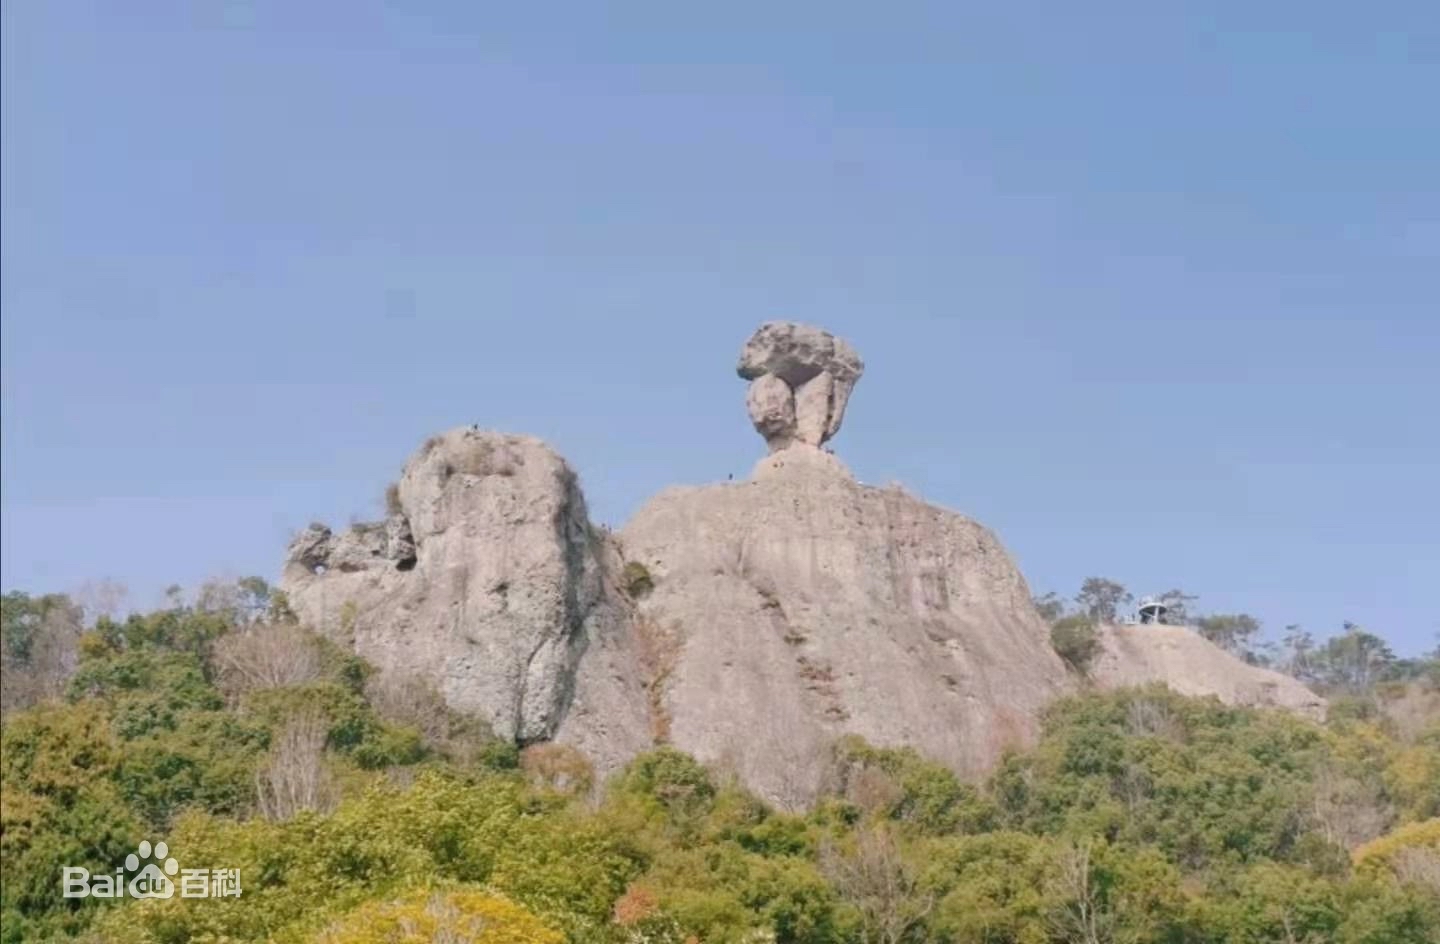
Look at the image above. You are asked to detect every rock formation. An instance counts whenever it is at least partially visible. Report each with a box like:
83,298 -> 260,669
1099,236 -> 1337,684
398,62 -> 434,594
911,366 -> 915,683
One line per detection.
594,458 -> 1072,806
282,430 -> 644,745
738,322 -> 863,453
282,320 -> 1325,807
1089,623 -> 1326,720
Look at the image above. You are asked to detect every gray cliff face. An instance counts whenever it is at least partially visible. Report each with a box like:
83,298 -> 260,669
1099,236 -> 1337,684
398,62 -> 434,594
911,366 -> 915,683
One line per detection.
281,429 -> 630,744
282,321 -> 1325,806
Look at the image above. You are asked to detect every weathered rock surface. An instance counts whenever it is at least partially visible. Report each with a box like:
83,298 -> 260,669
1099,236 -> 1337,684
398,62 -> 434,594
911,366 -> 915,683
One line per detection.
281,429 -> 640,744
1089,623 -> 1327,720
604,455 -> 1073,807
738,322 -> 863,453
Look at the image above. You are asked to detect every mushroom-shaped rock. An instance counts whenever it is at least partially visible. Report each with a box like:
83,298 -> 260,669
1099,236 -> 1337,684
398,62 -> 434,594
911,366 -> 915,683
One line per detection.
737,322 -> 863,453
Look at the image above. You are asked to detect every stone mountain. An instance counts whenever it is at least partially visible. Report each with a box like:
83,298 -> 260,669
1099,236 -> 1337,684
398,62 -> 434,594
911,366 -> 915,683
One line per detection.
282,322 -> 1322,806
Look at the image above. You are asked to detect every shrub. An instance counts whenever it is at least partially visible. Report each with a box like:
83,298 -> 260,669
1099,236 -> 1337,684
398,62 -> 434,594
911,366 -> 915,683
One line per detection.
521,743 -> 595,795
364,670 -> 498,764
623,562 -> 655,599
1050,615 -> 1101,673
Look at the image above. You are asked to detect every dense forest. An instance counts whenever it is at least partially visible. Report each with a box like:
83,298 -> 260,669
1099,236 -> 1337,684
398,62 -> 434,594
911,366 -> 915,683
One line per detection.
2,580 -> 1437,944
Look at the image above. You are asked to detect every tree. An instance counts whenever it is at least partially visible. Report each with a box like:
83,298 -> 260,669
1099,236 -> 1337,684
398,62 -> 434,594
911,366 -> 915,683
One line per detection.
254,710 -> 337,821
1074,579 -> 1132,624
821,823 -> 932,944
0,592 -> 84,713
213,622 -> 322,695
1033,592 -> 1067,623
1195,613 -> 1262,656
1155,589 -> 1199,625
1315,623 -> 1397,694
1047,841 -> 1108,944
235,576 -> 273,624
1277,625 -> 1318,682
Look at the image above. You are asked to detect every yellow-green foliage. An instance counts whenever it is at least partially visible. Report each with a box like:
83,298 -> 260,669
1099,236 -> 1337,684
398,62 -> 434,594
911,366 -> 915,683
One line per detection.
87,771 -> 637,943
312,888 -> 563,944
6,589 -> 1440,944
1353,818 -> 1440,879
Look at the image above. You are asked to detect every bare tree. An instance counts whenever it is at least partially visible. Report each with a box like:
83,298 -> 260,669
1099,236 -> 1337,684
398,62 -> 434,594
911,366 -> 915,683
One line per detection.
365,670 -> 451,743
1048,841 -> 1111,944
365,669 -> 494,763
72,579 -> 129,625
213,622 -> 322,696
1391,846 -> 1440,895
820,823 -> 932,944
255,710 -> 337,821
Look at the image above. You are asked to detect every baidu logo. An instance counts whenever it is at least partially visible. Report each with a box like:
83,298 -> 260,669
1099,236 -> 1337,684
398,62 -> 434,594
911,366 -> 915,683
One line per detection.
62,840 -> 240,900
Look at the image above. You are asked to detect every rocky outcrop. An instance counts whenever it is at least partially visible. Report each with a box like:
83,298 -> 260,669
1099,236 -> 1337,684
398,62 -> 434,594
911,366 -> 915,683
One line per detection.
738,322 -> 863,453
279,320 -> 1326,806
599,450 -> 1073,807
1089,623 -> 1326,720
281,429 -> 639,744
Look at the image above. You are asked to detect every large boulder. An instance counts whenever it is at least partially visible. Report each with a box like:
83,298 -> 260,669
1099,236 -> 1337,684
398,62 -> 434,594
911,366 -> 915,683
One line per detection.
738,322 -> 863,453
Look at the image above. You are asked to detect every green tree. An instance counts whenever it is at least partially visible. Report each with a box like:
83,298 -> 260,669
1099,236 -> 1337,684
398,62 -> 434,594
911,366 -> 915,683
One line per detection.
1074,578 -> 1132,624
1195,613 -> 1262,656
1315,624 -> 1398,694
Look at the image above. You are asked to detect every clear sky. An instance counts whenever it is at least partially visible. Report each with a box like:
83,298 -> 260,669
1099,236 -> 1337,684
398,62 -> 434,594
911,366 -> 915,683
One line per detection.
3,3 -> 1436,654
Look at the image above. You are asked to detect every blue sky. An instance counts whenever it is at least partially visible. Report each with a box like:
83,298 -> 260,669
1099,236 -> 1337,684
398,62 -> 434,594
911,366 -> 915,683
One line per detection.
3,2 -> 1436,654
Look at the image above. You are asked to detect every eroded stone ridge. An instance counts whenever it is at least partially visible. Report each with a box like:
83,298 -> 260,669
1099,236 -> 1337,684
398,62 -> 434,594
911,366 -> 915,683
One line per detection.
738,322 -> 863,453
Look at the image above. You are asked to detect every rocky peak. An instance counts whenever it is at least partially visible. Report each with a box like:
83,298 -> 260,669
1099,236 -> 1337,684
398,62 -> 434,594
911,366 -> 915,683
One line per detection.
281,429 -> 622,744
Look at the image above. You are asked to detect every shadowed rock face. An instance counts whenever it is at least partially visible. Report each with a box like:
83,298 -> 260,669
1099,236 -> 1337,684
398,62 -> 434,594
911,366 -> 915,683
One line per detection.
738,322 -> 863,453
